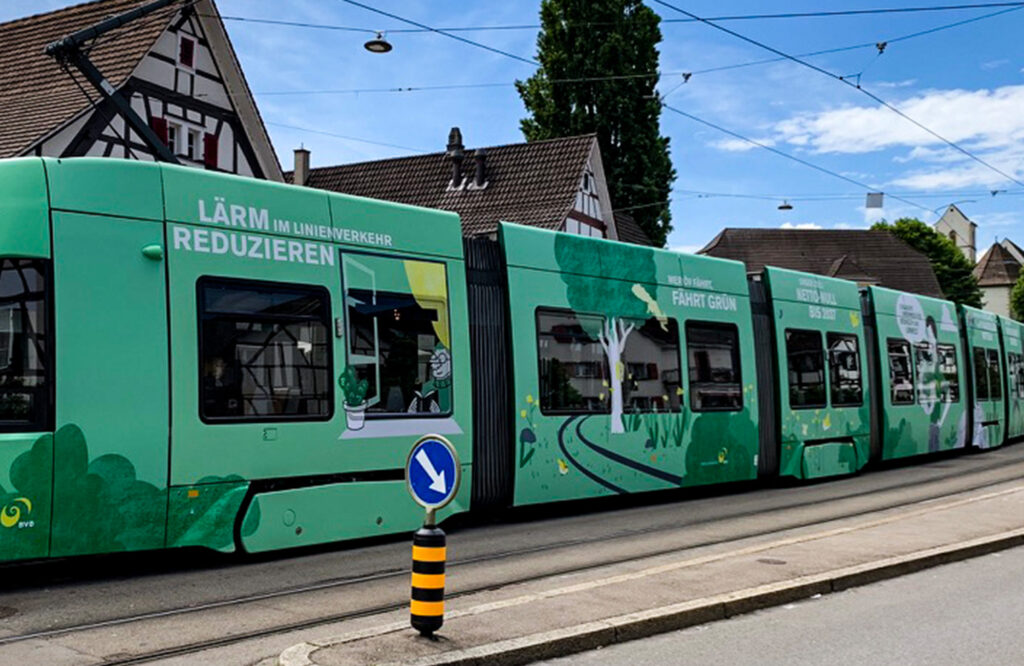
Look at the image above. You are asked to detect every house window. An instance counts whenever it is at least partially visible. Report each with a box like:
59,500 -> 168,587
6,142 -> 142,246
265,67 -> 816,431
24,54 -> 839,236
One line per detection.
167,123 -> 180,154
187,129 -> 200,160
179,36 -> 195,68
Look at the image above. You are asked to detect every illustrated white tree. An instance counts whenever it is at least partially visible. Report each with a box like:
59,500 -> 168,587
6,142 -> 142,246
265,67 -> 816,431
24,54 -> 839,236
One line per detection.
555,234 -> 665,433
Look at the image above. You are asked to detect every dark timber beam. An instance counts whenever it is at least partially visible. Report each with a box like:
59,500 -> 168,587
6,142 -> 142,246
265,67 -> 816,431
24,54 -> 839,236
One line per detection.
44,0 -> 181,164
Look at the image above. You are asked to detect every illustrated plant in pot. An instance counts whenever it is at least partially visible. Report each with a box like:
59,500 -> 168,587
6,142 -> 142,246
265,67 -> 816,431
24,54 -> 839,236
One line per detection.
339,366 -> 369,431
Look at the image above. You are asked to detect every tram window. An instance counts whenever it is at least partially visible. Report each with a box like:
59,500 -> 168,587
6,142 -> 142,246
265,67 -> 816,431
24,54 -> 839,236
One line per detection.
987,348 -> 1002,400
622,317 -> 682,412
198,278 -> 332,422
786,329 -> 825,409
887,339 -> 915,405
536,309 -> 610,414
343,254 -> 452,416
827,333 -> 862,406
936,344 -> 960,403
0,259 -> 49,431
973,347 -> 991,401
1007,352 -> 1024,399
685,321 -> 742,412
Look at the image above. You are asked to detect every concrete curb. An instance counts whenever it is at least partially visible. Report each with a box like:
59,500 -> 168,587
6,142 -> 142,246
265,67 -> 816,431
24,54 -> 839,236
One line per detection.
279,528 -> 1024,666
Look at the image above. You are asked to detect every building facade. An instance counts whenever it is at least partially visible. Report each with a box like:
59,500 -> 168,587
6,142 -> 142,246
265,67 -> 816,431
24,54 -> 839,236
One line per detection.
934,204 -> 977,263
0,0 -> 281,180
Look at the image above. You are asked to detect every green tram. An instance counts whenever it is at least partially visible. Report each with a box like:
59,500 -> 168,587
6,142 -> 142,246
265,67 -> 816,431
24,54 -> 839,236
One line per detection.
0,157 -> 1019,562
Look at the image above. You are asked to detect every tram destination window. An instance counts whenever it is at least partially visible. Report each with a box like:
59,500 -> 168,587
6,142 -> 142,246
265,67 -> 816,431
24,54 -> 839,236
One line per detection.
199,278 -> 332,421
786,329 -> 825,409
937,343 -> 961,403
888,339 -> 915,405
827,332 -> 862,406
0,259 -> 49,431
685,321 -> 742,411
536,309 -> 610,414
621,317 -> 682,412
344,254 -> 453,416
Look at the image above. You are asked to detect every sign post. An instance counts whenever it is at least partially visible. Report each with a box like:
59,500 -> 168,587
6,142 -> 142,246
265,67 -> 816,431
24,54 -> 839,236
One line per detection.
405,434 -> 461,637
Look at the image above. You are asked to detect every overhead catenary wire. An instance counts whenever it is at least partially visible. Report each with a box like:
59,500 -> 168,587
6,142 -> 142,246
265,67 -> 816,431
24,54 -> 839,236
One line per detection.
264,122 -> 429,154
213,3 -> 1024,34
251,5 -> 1016,97
653,0 -> 1024,189
337,0 -> 538,66
661,103 -> 936,215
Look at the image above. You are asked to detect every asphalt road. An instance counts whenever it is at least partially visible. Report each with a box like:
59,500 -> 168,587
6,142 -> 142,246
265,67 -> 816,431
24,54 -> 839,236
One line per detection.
1,444 -> 1023,663
540,545 -> 1024,666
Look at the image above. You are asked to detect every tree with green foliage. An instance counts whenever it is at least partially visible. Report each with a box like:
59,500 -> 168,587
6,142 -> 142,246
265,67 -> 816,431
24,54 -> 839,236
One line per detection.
555,233 -> 663,432
1010,273 -> 1024,321
516,0 -> 676,247
871,218 -> 982,307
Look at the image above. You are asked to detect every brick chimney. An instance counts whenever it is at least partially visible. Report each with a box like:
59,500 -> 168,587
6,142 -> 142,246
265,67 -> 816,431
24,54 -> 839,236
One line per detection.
293,146 -> 310,186
446,127 -> 465,189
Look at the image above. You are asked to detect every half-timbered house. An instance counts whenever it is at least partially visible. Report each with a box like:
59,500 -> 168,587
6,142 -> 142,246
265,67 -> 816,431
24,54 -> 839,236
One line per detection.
0,0 -> 281,180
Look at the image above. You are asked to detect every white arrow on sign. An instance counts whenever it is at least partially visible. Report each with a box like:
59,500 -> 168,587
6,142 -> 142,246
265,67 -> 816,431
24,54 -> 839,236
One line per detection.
415,449 -> 447,494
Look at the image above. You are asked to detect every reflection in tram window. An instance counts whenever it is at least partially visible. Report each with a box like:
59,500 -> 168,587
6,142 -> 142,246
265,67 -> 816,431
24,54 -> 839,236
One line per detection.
786,329 -> 825,409
0,259 -> 48,430
888,339 -> 915,405
827,332 -> 862,406
199,278 -> 332,421
686,321 -> 742,412
536,309 -> 609,414
936,344 -> 960,403
622,317 -> 681,412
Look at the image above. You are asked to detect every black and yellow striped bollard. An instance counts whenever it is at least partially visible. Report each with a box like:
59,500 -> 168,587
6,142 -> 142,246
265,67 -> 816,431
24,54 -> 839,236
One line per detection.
411,523 -> 446,636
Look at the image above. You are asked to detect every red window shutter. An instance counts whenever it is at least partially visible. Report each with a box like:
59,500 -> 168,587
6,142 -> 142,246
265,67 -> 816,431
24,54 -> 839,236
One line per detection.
149,117 -> 168,146
203,133 -> 218,169
179,37 -> 195,68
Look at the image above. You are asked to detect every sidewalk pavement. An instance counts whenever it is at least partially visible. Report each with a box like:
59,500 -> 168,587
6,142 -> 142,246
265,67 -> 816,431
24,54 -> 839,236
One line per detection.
278,481 -> 1024,666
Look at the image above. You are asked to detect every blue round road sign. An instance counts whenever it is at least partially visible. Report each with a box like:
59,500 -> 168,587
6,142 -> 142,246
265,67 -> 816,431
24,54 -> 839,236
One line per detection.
406,434 -> 461,510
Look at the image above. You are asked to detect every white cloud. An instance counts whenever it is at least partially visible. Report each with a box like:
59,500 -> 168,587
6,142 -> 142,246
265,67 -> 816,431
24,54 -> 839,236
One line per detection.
780,222 -> 822,230
981,59 -> 1009,70
875,79 -> 918,89
710,137 -> 775,152
670,244 -> 704,254
773,85 -> 1024,155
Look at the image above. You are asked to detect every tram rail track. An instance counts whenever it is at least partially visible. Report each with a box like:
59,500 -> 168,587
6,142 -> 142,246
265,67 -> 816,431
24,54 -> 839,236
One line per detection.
2,448 -> 1023,664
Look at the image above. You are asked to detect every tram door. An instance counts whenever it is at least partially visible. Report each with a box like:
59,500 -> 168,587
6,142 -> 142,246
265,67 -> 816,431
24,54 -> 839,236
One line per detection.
49,213 -> 169,557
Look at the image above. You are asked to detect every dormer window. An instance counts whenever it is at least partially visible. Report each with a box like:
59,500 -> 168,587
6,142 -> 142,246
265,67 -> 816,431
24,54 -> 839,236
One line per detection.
178,35 -> 195,69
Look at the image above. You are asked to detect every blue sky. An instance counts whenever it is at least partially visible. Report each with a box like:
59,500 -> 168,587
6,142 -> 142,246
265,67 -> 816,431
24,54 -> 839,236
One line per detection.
6,1 -> 1024,254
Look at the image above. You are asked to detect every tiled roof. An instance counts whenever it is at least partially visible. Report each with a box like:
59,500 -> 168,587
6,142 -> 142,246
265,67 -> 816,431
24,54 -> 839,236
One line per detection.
0,0 -> 178,158
700,228 -> 944,298
613,212 -> 655,246
287,134 -> 597,237
974,242 -> 1020,287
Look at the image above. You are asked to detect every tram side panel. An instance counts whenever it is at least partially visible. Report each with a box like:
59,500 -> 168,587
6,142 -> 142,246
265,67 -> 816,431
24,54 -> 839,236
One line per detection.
498,222 -> 758,506
160,165 -> 472,553
998,315 -> 1024,441
961,306 -> 1005,449
865,286 -> 968,460
46,159 -> 171,557
761,267 -> 870,479
0,159 -> 56,561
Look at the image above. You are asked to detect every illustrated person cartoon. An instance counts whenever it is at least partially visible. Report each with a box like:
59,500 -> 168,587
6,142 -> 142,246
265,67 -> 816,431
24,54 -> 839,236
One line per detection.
408,344 -> 452,414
